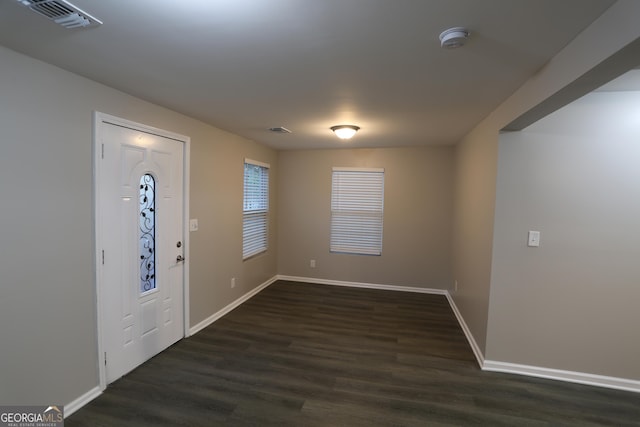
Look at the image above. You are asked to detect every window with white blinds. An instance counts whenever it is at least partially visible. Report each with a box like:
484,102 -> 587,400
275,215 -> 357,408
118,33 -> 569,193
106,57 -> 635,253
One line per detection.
330,167 -> 384,255
243,159 -> 269,260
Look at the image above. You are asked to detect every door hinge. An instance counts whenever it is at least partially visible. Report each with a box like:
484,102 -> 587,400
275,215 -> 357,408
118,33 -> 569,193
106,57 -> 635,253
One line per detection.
104,352 -> 107,366
101,143 -> 104,159
102,250 -> 105,265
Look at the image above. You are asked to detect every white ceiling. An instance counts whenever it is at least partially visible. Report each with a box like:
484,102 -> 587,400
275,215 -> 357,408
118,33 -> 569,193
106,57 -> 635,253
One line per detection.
0,0 -> 617,150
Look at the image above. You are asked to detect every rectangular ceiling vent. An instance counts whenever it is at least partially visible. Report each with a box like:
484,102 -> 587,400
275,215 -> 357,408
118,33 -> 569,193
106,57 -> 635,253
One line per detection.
268,126 -> 292,134
15,0 -> 102,29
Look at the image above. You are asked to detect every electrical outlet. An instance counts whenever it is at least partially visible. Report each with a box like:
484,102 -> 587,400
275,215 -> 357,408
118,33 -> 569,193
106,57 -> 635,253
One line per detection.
231,277 -> 236,288
310,259 -> 316,268
189,218 -> 199,232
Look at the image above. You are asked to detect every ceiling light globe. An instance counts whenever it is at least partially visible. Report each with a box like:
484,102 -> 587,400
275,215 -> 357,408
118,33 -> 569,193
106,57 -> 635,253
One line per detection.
331,125 -> 360,140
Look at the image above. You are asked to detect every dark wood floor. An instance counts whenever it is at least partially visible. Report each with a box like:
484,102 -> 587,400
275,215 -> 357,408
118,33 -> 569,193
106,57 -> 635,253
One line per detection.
67,280 -> 640,426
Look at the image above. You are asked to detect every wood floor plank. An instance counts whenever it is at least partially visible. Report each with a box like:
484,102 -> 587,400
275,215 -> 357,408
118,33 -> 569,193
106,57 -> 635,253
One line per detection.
66,280 -> 640,426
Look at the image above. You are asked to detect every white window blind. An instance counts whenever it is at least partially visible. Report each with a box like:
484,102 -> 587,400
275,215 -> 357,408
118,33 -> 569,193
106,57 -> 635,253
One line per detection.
243,159 -> 269,259
331,167 -> 384,255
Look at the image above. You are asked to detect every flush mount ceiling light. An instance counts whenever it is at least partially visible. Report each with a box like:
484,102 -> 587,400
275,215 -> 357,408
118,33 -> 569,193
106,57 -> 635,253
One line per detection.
439,27 -> 469,49
330,125 -> 360,140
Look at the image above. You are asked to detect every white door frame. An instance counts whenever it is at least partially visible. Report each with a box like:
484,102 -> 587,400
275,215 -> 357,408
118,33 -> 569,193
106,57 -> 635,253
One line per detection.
93,112 -> 191,390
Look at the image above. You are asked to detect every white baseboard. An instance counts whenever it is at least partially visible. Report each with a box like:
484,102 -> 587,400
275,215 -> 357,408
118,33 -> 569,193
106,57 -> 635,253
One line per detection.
64,386 -> 101,418
483,360 -> 640,393
276,275 -> 448,295
189,275 -> 278,335
444,292 -> 485,367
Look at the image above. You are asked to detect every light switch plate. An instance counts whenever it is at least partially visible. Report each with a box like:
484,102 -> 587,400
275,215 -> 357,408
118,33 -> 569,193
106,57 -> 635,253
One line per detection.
189,219 -> 199,232
528,230 -> 540,247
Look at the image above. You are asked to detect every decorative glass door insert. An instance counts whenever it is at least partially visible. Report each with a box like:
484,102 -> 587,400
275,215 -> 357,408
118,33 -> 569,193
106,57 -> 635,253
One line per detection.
139,173 -> 156,293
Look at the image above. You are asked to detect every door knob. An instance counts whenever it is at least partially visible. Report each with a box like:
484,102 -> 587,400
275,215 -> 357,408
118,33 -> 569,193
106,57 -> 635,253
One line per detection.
176,255 -> 185,262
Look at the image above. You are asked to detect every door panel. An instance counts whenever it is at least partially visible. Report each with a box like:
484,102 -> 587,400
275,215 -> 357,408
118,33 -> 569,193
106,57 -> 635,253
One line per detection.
99,121 -> 184,383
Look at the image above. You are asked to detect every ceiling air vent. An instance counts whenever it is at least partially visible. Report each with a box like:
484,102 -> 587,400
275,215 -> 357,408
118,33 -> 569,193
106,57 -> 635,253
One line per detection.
15,0 -> 102,29
268,127 -> 292,134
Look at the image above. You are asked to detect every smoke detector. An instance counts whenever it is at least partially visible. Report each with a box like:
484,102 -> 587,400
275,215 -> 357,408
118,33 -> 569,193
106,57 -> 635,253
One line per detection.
14,0 -> 102,29
439,27 -> 469,49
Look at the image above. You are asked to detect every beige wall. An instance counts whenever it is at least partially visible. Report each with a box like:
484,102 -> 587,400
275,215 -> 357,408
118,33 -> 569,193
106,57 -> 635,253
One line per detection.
452,0 -> 640,361
487,89 -> 640,379
277,147 -> 453,289
189,131 -> 278,327
0,46 -> 277,406
451,125 -> 498,354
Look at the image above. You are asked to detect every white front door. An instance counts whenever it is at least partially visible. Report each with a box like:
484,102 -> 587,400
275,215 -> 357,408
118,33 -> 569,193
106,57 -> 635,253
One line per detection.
96,115 -> 186,384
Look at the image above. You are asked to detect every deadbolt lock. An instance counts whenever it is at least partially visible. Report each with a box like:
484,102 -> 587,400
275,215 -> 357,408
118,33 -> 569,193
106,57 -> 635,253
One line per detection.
176,241 -> 182,248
